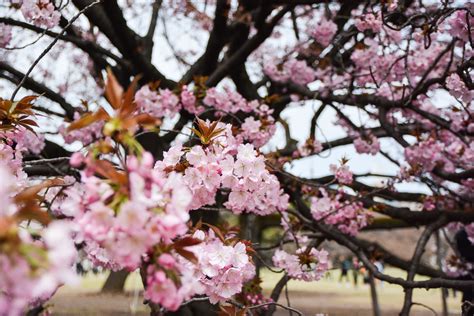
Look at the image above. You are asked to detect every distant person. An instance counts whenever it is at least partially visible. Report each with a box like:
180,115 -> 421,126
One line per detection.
360,265 -> 369,285
352,257 -> 361,288
339,256 -> 351,287
326,257 -> 334,280
374,259 -> 385,288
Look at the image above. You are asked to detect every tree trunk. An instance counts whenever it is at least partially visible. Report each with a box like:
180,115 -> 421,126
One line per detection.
368,271 -> 381,316
101,270 -> 129,293
436,231 -> 449,316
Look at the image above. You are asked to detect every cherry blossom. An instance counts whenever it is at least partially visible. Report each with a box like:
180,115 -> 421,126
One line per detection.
330,163 -> 353,185
353,135 -> 380,155
0,24 -> 12,48
60,112 -> 104,145
0,165 -> 77,316
63,153 -> 193,270
156,125 -> 289,215
446,73 -> 473,103
2,0 -> 474,313
190,230 -> 256,304
273,247 -> 329,281
264,58 -> 315,86
311,189 -> 371,236
310,17 -> 338,47
355,12 -> 382,33
18,0 -> 60,28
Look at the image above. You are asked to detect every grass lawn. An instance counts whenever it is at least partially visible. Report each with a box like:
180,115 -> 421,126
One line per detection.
51,267 -> 462,315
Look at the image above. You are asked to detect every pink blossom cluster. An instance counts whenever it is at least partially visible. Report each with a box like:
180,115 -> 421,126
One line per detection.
190,230 -> 256,304
0,223 -> 77,316
405,138 -> 449,173
63,152 -> 192,270
59,112 -> 104,145
144,253 -> 203,311
349,33 -> 454,90
12,127 -> 45,154
422,196 -> 436,211
135,84 -> 268,118
400,115 -> 473,176
310,17 -> 338,47
0,23 -> 12,48
329,163 -> 353,185
446,10 -> 474,43
242,293 -> 272,308
444,255 -> 474,278
1,126 -> 44,155
273,247 -> 329,281
446,73 -> 473,104
0,166 -> 77,316
264,58 -> 316,85
353,134 -> 380,155
143,229 -> 256,310
406,42 -> 449,81
336,118 -> 380,156
444,107 -> 474,133
354,13 -> 382,33
18,0 -> 60,28
203,87 -> 259,114
239,114 -> 276,148
311,189 -> 371,235
0,127 -> 44,186
135,86 -> 180,118
180,85 -> 204,115
459,179 -> 474,200
440,132 -> 473,170
0,149 -> 25,194
156,126 -> 289,215
295,138 -> 323,158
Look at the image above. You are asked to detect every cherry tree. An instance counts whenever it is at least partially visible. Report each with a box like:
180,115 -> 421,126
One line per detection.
0,0 -> 473,315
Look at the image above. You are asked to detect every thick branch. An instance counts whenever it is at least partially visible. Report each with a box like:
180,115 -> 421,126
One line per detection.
0,61 -> 75,119
206,6 -> 291,86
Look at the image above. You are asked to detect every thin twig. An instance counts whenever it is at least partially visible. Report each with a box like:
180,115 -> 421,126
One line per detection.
24,157 -> 70,166
10,0 -> 101,100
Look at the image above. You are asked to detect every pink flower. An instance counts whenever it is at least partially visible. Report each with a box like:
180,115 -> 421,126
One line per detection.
190,231 -> 255,304
446,73 -> 472,103
60,112 -> 104,145
264,58 -> 315,85
157,132 -> 288,216
330,163 -> 353,185
311,189 -> 371,235
203,87 -> 258,114
311,17 -> 338,47
145,270 -> 182,311
70,152 -> 85,167
447,11 -> 474,43
0,169 -> 77,316
273,247 -> 329,281
355,13 -> 382,33
404,138 -> 446,172
158,254 -> 177,269
65,152 -> 193,270
0,23 -> 12,48
180,85 -> 203,115
136,86 -> 180,117
284,59 -> 316,85
354,134 -> 380,155
20,0 -> 60,28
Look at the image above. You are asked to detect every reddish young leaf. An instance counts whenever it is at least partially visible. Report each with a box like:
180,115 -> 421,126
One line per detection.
104,68 -> 124,110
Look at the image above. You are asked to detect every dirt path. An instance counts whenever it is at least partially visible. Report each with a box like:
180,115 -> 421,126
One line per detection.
49,291 -> 455,316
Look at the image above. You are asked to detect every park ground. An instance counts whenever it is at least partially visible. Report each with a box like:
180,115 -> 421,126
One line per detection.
49,268 -> 461,315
